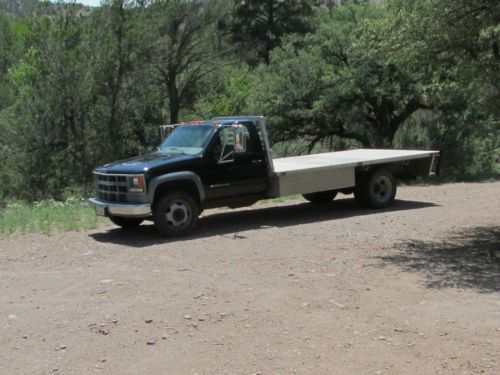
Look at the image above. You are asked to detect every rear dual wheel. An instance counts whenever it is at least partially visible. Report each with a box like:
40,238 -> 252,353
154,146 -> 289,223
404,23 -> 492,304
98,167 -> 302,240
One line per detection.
354,169 -> 397,208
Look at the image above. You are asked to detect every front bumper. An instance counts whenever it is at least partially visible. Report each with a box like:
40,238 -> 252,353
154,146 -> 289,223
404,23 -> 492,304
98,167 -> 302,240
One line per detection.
88,198 -> 151,218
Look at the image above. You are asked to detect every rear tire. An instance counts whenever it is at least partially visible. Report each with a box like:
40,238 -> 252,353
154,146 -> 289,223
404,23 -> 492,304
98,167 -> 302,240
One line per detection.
302,190 -> 338,204
153,190 -> 199,237
109,216 -> 144,229
354,169 -> 397,208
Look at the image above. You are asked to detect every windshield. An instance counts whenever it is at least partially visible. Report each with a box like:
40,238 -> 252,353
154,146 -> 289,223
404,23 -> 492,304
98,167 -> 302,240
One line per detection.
159,126 -> 215,155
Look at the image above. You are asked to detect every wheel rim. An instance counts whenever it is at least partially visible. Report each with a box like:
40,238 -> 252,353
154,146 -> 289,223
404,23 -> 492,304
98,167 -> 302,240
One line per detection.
370,175 -> 392,203
165,199 -> 192,230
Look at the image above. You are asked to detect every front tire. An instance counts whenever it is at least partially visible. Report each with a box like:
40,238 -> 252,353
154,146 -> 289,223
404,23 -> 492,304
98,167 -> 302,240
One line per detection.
354,169 -> 397,208
153,191 -> 199,237
109,216 -> 144,229
302,190 -> 338,204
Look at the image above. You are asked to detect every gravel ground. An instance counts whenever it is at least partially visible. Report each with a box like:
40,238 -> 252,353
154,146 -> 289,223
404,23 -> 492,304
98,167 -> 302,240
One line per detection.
1,181 -> 499,375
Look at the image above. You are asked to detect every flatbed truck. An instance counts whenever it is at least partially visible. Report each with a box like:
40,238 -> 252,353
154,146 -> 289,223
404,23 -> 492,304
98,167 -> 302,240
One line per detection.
89,116 -> 439,236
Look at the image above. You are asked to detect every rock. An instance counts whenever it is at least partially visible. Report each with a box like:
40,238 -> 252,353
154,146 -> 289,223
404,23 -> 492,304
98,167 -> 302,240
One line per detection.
99,329 -> 109,335
146,340 -> 156,345
99,279 -> 113,284
162,335 -> 167,340
22,335 -> 28,339
198,317 -> 205,321
145,319 -> 153,324
8,314 -> 17,320
59,345 -> 67,350
184,315 -> 192,320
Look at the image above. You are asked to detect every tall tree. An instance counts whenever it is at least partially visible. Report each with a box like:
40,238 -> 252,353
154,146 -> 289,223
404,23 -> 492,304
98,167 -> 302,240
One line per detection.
0,12 -> 13,109
221,0 -> 314,64
7,3 -> 99,198
250,4 -> 427,149
147,0 -> 225,124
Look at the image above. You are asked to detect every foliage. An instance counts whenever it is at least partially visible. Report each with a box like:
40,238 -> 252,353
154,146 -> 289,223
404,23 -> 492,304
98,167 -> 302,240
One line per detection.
146,0 -> 227,123
219,0 -> 315,64
0,197 -> 105,237
250,5 -> 427,149
194,63 -> 252,118
0,0 -> 498,204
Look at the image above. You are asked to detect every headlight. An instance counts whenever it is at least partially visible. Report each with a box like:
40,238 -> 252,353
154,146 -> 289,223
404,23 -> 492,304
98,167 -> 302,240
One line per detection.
129,175 -> 145,192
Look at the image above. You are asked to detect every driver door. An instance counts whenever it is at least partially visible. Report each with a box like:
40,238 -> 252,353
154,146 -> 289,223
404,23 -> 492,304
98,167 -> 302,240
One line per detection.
205,126 -> 267,200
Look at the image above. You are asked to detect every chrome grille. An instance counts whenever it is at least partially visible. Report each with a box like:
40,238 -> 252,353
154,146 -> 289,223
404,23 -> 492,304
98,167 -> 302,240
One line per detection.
95,173 -> 130,202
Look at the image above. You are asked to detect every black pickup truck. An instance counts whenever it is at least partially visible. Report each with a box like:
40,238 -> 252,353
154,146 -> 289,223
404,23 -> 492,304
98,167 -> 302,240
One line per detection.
89,116 -> 439,236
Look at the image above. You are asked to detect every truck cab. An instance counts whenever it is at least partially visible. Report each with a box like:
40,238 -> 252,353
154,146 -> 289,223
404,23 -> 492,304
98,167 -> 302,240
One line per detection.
90,118 -> 273,236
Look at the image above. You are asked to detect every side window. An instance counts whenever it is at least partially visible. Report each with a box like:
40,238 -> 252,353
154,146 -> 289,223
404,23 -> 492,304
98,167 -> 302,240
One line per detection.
213,125 -> 253,163
234,126 -> 248,153
242,123 -> 262,153
216,127 -> 236,163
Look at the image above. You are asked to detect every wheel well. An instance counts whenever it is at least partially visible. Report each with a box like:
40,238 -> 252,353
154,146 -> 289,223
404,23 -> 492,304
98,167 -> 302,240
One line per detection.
152,180 -> 201,206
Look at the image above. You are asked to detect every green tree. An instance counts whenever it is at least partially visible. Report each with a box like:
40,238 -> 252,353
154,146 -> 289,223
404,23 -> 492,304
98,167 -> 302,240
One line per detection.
221,0 -> 314,64
381,0 -> 500,178
0,12 -> 13,109
146,0 -> 226,124
7,3 -> 99,199
251,4 -> 427,149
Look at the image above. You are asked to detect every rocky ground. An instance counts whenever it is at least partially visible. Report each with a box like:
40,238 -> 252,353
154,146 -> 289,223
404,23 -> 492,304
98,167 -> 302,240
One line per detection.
1,181 -> 499,375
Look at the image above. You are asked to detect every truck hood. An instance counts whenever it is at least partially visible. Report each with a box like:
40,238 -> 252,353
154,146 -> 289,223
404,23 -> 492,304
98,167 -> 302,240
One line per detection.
95,152 -> 199,174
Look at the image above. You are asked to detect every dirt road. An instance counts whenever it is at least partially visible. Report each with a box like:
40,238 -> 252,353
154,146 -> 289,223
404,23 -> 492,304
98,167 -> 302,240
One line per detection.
1,182 -> 499,375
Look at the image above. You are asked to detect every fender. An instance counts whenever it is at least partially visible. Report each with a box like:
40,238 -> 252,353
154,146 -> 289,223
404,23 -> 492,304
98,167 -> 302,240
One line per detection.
148,171 -> 206,203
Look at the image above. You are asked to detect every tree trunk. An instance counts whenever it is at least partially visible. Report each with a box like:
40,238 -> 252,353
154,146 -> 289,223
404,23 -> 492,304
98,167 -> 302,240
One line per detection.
167,71 -> 180,124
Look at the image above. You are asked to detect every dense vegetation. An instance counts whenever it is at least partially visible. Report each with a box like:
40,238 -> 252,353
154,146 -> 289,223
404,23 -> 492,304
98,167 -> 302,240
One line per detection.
0,0 -> 498,203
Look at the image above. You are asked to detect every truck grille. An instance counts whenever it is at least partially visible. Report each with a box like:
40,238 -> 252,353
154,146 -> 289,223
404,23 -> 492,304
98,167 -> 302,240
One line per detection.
95,173 -> 130,202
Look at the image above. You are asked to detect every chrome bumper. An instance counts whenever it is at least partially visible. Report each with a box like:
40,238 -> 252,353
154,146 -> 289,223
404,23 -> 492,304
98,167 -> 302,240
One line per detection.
88,198 -> 151,218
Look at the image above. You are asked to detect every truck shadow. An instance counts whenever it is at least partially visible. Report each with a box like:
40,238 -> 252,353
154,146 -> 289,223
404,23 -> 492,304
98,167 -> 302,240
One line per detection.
375,225 -> 500,293
89,198 -> 437,247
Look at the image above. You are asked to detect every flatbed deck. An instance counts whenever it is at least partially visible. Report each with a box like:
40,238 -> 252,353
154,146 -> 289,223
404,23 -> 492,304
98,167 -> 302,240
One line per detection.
272,149 -> 439,174
270,149 -> 439,197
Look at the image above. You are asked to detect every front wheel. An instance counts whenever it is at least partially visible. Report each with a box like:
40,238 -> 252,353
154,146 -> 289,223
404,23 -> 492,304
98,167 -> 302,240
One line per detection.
109,216 -> 144,229
302,190 -> 338,204
153,191 -> 199,237
354,169 -> 397,208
